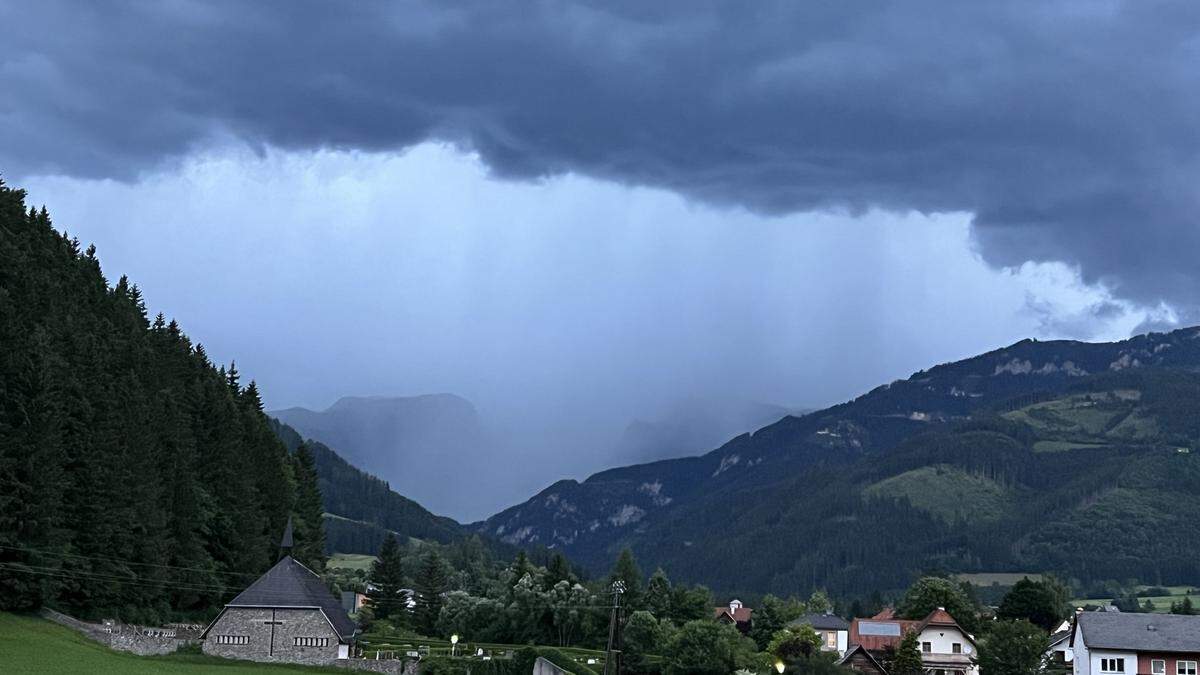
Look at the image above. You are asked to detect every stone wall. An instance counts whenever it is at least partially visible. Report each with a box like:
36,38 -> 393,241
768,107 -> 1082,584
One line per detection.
201,606 -> 342,665
334,658 -> 418,674
38,608 -> 191,656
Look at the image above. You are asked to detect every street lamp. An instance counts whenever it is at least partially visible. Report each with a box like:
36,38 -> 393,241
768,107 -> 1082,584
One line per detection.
450,634 -> 459,657
775,660 -> 786,674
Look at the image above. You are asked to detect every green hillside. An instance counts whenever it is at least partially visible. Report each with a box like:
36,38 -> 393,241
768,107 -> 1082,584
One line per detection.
864,464 -> 1013,524
485,340 -> 1200,597
0,613 -> 342,674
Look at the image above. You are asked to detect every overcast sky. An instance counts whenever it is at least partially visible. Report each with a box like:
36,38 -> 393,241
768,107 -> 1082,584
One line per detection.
3,1 -> 1196,519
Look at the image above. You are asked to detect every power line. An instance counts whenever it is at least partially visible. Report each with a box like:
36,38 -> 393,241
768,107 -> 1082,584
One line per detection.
0,544 -> 263,578
0,561 -> 234,592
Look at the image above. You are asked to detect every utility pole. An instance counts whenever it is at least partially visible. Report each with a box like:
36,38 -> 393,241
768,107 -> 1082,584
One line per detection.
603,580 -> 626,675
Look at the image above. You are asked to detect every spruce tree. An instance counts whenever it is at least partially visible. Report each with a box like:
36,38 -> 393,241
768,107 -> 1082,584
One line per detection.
891,630 -> 924,675
292,442 -> 327,571
609,547 -> 644,607
369,534 -> 406,622
413,548 -> 450,636
644,568 -> 673,619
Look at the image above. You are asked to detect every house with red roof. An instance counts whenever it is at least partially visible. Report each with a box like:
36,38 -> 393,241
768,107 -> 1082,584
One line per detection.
839,607 -> 978,675
714,599 -> 753,633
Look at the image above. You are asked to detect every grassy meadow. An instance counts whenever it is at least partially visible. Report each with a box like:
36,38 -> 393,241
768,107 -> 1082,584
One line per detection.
326,552 -> 378,571
0,613 -> 344,674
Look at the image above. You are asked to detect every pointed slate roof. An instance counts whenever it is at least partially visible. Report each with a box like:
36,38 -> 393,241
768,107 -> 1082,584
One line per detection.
279,516 -> 295,551
206,555 -> 357,641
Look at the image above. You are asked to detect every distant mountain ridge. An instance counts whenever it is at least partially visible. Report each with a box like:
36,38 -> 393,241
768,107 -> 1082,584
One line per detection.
270,420 -> 463,545
271,393 -> 490,520
478,327 -> 1200,596
612,399 -> 805,466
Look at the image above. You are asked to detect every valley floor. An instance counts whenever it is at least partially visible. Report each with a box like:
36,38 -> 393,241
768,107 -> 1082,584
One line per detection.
0,613 -> 345,674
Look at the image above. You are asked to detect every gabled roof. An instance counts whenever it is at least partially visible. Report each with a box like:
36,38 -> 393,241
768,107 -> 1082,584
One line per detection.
849,608 -> 972,652
1047,628 -> 1072,649
916,607 -> 976,645
714,606 -> 753,624
849,616 -> 921,651
1074,611 -> 1200,653
203,555 -> 357,641
838,643 -> 887,671
791,612 -> 850,631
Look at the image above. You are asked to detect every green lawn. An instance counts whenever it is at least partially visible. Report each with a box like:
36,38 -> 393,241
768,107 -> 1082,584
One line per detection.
1073,586 -> 1200,613
956,572 -> 1043,586
0,613 -> 344,674
327,553 -> 377,571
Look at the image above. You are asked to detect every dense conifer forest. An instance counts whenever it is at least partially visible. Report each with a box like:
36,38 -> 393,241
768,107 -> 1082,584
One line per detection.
0,180 -> 325,622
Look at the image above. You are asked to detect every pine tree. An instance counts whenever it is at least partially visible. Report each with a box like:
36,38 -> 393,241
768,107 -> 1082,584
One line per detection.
413,548 -> 450,636
546,552 -> 574,588
1171,596 -> 1197,615
891,630 -> 924,675
609,547 -> 643,607
369,534 -> 406,622
644,568 -> 673,619
292,442 -> 327,571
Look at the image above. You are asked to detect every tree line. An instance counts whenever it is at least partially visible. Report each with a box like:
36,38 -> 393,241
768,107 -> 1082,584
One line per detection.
0,180 -> 325,623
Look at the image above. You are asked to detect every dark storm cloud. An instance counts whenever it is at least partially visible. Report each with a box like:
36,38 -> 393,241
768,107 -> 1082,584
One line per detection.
3,0 -> 1199,306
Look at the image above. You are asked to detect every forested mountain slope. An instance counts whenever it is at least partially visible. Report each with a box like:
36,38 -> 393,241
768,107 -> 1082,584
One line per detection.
0,179 -> 507,623
0,181 -> 316,622
480,328 -> 1200,596
272,394 -> 491,520
270,420 -> 491,554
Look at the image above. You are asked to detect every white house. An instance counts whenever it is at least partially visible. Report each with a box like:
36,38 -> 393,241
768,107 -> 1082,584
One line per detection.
913,608 -> 978,675
790,612 -> 850,656
1072,612 -> 1200,675
842,607 -> 978,675
1048,626 -> 1074,667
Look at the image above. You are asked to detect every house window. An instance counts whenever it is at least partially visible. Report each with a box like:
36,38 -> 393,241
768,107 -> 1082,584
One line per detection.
1152,661 -> 1165,675
1179,661 -> 1198,675
215,635 -> 249,645
952,642 -> 962,654
1100,658 -> 1125,673
294,636 -> 330,648
922,641 -> 932,652
825,632 -> 837,648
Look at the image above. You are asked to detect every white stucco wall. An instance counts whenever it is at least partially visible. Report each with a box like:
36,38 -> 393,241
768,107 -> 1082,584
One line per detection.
917,625 -> 974,656
1074,623 -> 1090,675
1088,650 -> 1137,675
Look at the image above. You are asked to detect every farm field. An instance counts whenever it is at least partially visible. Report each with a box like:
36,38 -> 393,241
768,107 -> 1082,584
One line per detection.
0,613 -> 344,674
955,572 -> 1043,586
1073,586 -> 1200,613
327,552 -> 377,571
